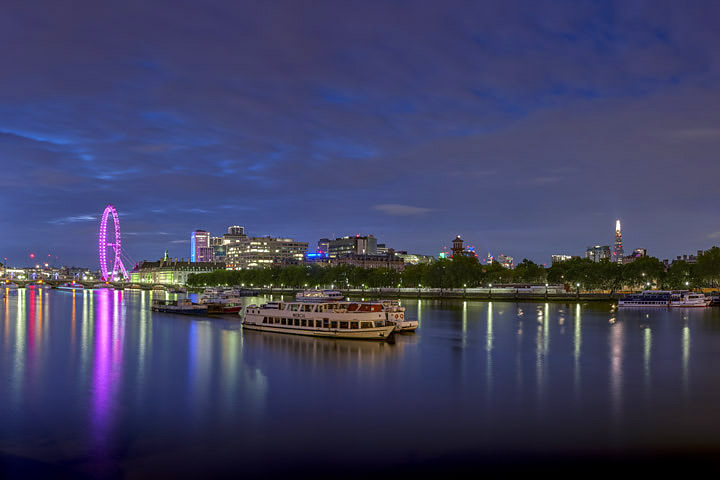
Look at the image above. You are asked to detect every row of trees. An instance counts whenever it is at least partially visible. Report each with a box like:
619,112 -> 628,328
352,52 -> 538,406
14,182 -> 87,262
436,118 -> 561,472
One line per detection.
186,247 -> 720,291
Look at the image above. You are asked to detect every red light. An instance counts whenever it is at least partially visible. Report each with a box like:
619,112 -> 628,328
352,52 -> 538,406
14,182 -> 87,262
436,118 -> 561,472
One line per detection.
29,253 -> 35,259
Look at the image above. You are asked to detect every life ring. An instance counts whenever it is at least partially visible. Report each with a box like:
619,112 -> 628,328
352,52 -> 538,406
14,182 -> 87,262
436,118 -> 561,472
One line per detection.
394,314 -> 399,319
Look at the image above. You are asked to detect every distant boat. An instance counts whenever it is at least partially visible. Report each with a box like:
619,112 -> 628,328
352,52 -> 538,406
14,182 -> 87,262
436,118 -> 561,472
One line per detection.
618,290 -> 711,308
295,289 -> 345,302
57,282 -> 84,291
151,298 -> 208,315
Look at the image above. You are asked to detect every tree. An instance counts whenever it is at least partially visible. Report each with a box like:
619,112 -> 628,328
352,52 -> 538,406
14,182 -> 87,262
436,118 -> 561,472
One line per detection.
664,260 -> 697,289
695,246 -> 720,287
621,256 -> 665,290
514,259 -> 547,284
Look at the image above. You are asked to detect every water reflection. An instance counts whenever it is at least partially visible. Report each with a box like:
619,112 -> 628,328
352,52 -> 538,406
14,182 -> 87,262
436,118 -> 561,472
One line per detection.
574,303 -> 582,401
682,322 -> 690,401
0,293 -> 719,475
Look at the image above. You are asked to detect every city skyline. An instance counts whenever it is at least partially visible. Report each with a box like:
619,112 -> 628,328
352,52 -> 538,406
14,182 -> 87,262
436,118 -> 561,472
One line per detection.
3,2 -> 720,266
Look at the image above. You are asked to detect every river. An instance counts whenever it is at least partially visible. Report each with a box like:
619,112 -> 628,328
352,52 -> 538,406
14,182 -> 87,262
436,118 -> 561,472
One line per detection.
1,287 -> 719,477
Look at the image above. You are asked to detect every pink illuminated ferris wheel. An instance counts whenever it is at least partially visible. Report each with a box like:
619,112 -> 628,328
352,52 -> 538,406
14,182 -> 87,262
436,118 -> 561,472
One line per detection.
98,204 -> 130,282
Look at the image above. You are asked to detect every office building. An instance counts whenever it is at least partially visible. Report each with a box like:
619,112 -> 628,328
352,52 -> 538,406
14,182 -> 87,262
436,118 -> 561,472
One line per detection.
191,230 -> 214,262
551,254 -> 574,264
226,236 -> 308,269
327,235 -> 377,258
586,245 -> 611,262
330,252 -> 405,271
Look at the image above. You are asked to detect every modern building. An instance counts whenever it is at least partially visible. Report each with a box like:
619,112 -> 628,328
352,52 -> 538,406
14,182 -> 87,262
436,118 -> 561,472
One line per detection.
210,236 -> 227,263
330,252 -> 404,271
227,225 -> 245,236
395,251 -> 435,265
612,219 -> 624,263
551,254 -> 574,264
225,236 -> 308,269
586,245 -> 611,262
317,238 -> 330,254
327,235 -> 377,258
131,256 -> 224,285
191,230 -> 214,262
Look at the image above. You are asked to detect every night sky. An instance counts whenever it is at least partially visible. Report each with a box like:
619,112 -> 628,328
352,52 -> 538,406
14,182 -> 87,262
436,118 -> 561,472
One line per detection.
2,1 -> 720,267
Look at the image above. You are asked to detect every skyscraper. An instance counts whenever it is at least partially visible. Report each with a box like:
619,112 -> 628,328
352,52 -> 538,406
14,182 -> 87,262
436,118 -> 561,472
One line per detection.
191,230 -> 214,262
612,219 -> 624,263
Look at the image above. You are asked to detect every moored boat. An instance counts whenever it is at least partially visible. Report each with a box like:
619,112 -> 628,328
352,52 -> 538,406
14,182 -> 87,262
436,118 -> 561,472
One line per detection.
241,300 -> 395,340
151,298 -> 208,314
618,290 -> 711,308
57,282 -> 84,291
295,289 -> 345,302
379,299 -> 418,332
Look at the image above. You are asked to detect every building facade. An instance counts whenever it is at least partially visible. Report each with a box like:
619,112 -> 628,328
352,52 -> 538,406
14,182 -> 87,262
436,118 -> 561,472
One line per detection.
327,235 -> 377,258
131,259 -> 225,285
330,253 -> 404,271
586,245 -> 611,262
191,230 -> 214,262
225,236 -> 308,269
551,254 -> 574,264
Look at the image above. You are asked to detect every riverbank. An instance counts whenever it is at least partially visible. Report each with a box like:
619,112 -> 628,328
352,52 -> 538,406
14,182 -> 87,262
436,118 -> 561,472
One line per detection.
245,287 -> 621,301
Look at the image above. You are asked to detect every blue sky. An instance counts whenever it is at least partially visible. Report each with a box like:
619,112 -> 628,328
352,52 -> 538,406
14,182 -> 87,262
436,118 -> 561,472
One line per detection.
2,0 -> 720,266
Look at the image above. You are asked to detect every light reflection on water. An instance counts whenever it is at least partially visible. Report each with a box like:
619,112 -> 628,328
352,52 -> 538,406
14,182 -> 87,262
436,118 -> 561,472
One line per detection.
0,291 -> 719,476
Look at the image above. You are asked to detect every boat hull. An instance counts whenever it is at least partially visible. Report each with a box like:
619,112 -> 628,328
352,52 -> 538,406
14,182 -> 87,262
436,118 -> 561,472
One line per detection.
151,307 -> 208,314
241,322 -> 395,340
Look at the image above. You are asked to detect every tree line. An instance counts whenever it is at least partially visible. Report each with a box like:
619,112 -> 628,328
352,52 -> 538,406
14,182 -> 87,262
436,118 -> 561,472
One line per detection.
186,246 -> 720,291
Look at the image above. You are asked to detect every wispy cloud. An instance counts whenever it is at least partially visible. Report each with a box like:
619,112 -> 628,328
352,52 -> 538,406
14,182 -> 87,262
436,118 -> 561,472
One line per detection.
170,239 -> 189,244
374,204 -> 434,216
671,128 -> 720,139
708,231 -> 720,239
49,215 -> 97,225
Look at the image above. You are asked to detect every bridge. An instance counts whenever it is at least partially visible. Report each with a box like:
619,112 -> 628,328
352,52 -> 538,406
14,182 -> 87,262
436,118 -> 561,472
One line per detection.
3,279 -> 185,291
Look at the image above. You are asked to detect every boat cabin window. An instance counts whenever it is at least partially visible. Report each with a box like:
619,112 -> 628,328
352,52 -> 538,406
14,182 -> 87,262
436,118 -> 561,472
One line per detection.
340,321 -> 348,329
323,319 -> 329,328
350,322 -> 359,329
361,322 -> 373,329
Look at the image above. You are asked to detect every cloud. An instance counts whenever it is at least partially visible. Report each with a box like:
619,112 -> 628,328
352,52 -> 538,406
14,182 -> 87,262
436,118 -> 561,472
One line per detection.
374,204 -> 434,216
670,128 -> 720,139
708,232 -> 720,239
170,239 -> 190,244
49,215 -> 97,225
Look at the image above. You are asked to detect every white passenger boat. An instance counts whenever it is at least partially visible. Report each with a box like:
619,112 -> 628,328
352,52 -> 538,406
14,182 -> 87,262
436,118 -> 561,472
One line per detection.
618,290 -> 711,308
295,289 -> 345,301
57,282 -> 84,291
242,300 -> 395,340
380,299 -> 418,332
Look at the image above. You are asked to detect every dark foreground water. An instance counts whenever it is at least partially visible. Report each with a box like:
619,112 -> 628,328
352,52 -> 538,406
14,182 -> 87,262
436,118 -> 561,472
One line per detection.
1,288 -> 720,478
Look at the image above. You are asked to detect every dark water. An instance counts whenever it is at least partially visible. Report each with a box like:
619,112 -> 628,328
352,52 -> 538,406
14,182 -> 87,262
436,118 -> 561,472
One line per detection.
1,287 -> 720,478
